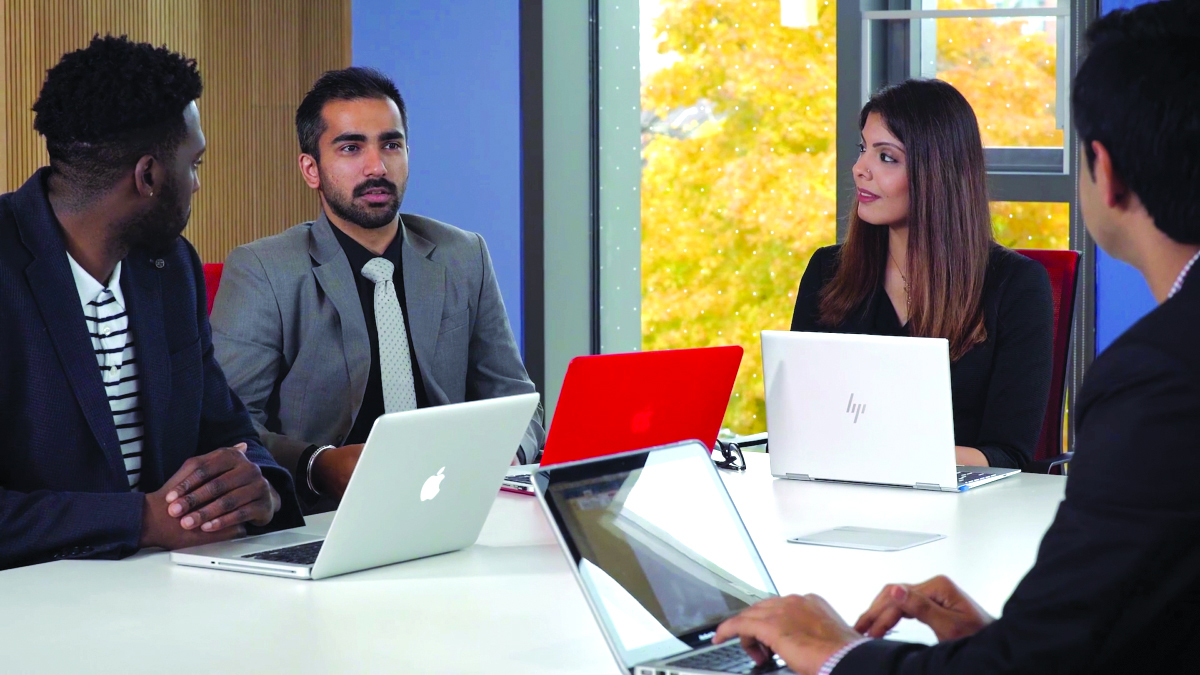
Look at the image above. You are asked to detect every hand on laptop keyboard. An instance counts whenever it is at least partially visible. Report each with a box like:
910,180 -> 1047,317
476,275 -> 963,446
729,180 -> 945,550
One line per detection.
713,595 -> 864,675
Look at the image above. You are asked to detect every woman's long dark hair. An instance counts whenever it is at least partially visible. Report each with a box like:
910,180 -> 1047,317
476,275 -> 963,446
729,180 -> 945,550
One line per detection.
818,79 -> 993,361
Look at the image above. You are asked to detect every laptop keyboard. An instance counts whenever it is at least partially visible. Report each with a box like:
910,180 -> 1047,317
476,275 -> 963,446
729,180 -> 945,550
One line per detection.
668,643 -> 785,674
506,473 -> 532,485
957,470 -> 992,485
242,540 -> 324,565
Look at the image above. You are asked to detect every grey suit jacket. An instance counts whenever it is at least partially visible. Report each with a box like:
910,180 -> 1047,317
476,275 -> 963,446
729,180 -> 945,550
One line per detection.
211,212 -> 545,503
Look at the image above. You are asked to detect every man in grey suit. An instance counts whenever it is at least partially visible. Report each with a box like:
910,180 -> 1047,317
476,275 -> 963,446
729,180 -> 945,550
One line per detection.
211,67 -> 544,511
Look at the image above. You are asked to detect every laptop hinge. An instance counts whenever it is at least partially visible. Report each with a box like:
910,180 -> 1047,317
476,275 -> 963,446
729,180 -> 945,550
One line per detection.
786,473 -> 814,481
913,482 -> 944,491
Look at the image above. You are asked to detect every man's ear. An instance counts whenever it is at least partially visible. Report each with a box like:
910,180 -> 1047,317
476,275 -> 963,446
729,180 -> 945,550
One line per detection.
298,154 -> 321,190
133,155 -> 159,197
1090,140 -> 1130,210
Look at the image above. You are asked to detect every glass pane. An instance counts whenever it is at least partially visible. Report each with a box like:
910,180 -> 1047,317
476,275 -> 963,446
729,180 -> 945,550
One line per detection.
991,201 -> 1069,250
641,0 -> 838,434
932,15 -> 1062,148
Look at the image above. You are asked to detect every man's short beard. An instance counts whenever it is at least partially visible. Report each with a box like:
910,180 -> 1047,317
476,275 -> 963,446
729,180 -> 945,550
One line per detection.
320,169 -> 406,230
114,172 -> 190,256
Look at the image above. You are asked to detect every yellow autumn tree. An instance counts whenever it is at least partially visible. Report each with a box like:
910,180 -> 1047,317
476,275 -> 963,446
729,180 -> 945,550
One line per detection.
641,0 -> 1067,433
642,0 -> 838,432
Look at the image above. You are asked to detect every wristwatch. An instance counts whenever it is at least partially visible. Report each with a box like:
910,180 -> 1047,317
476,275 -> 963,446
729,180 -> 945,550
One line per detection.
306,444 -> 336,497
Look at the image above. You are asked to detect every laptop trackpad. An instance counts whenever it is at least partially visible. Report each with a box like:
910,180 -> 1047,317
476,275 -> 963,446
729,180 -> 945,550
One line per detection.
788,526 -> 945,552
176,530 -> 321,558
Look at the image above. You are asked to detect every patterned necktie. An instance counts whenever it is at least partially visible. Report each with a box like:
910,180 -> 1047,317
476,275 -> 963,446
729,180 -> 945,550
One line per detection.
360,257 -> 418,413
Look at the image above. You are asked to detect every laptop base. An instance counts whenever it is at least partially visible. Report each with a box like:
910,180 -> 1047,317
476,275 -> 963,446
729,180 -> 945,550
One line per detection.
638,642 -> 790,675
955,466 -> 1020,491
501,465 -> 536,495
776,465 -> 1019,493
171,530 -> 321,578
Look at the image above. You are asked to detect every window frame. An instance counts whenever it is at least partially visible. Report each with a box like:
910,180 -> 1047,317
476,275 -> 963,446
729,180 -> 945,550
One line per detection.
860,4 -> 1072,176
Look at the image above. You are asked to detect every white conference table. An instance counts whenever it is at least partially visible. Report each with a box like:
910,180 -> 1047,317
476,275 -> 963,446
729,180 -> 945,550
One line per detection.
0,453 -> 1065,674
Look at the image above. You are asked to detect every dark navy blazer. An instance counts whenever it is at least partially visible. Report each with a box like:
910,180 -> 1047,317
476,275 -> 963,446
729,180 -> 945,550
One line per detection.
0,169 -> 303,570
833,262 -> 1200,672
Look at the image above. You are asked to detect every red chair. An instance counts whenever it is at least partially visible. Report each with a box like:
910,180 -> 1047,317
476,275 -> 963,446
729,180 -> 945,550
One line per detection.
203,263 -> 224,316
1016,249 -> 1080,474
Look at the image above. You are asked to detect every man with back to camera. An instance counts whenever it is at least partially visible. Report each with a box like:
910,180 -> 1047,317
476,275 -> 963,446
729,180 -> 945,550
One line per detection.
211,67 -> 545,512
0,36 -> 303,570
710,1 -> 1200,672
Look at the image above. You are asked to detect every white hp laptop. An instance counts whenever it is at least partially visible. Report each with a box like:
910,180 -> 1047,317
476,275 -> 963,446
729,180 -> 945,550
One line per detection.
171,393 -> 540,580
761,331 -> 1018,492
535,441 -> 792,675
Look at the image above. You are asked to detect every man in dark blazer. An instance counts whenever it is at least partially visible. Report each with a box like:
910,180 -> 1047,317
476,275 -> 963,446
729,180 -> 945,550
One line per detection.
712,2 -> 1200,672
0,36 -> 302,571
211,68 -> 544,511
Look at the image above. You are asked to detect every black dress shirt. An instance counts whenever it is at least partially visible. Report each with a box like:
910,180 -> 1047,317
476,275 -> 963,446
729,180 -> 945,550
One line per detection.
330,224 -> 430,444
790,244 -> 1053,469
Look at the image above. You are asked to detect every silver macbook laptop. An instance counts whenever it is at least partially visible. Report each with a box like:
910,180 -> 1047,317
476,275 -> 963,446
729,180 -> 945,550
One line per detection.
761,331 -> 1018,492
171,393 -> 540,580
534,441 -> 792,675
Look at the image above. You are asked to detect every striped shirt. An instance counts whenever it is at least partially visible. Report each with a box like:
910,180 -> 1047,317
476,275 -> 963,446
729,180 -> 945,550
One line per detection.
67,255 -> 143,491
817,637 -> 872,675
1168,250 -> 1200,300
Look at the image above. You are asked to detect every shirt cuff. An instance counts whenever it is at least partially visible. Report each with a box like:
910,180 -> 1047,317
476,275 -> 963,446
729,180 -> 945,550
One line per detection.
817,637 -> 872,675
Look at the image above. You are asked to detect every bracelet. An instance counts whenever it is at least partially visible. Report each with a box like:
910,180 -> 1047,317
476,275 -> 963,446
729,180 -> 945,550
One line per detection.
306,445 -> 336,497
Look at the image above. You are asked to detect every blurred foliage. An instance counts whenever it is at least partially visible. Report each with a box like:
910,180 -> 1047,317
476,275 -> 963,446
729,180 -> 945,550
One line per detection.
640,0 -> 1069,433
993,201 -> 1070,249
937,7 -> 1070,250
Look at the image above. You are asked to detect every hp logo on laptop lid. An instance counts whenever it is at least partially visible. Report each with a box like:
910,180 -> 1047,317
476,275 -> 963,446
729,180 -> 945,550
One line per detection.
846,394 -> 866,423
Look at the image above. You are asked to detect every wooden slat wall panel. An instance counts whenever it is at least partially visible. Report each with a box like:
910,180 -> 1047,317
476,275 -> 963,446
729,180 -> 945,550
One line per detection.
0,0 -> 349,263
0,2 -> 8,192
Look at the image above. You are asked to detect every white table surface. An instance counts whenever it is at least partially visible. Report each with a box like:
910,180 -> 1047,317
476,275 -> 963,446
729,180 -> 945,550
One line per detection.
0,453 -> 1065,674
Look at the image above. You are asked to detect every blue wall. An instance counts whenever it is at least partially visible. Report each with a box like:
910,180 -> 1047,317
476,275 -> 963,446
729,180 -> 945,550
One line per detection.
1101,0 -> 1159,9
1093,0 -> 1160,352
352,1 -> 525,350
1095,249 -> 1155,353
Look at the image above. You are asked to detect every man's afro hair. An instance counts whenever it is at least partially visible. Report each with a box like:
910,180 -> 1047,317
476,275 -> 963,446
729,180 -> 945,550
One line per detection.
33,34 -> 202,158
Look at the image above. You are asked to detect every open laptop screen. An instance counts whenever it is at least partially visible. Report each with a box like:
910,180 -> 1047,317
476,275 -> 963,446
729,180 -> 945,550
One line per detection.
536,442 -> 777,667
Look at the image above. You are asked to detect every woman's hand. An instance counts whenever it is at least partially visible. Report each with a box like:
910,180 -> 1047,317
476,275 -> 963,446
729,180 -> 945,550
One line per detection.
955,446 -> 989,466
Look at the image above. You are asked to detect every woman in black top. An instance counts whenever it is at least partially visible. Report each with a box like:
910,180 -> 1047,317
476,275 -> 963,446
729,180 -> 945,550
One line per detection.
790,80 -> 1053,469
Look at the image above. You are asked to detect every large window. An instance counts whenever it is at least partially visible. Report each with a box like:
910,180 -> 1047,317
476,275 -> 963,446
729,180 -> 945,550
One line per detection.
640,0 -> 839,434
596,0 -> 1088,436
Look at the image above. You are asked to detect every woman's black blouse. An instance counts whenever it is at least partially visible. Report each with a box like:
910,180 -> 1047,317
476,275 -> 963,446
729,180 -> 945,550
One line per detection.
790,244 -> 1054,469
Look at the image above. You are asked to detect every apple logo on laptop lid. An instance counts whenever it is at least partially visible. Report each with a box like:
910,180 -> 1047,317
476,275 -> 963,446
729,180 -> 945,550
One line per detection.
421,467 -> 445,501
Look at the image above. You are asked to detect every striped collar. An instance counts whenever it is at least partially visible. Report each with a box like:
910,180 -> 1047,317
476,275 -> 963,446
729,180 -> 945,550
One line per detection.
65,253 -> 126,310
1168,250 -> 1200,300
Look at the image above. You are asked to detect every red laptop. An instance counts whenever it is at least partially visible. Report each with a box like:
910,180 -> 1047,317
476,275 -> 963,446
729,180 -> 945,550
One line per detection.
502,345 -> 743,494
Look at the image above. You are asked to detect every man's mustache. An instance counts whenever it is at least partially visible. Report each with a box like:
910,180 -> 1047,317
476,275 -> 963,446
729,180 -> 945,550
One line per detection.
353,179 -> 398,197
